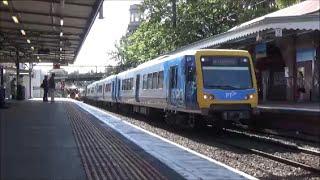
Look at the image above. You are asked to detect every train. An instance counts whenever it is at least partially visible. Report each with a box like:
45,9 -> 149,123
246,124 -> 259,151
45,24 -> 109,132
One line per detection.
84,49 -> 259,128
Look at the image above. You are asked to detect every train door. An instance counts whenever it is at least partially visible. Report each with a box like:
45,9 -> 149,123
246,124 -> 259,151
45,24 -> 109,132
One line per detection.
117,79 -> 121,101
169,66 -> 178,106
102,84 -> 105,99
185,56 -> 197,109
135,74 -> 140,102
112,80 -> 116,101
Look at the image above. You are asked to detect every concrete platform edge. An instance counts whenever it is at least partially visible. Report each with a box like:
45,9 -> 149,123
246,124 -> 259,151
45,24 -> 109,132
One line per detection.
72,100 -> 257,180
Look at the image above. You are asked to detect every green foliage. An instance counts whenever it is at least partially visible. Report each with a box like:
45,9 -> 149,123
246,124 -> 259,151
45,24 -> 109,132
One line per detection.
276,0 -> 301,8
111,0 -> 300,70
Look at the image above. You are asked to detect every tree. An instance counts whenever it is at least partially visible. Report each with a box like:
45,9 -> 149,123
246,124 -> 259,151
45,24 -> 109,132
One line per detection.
112,0 -> 300,70
276,0 -> 301,8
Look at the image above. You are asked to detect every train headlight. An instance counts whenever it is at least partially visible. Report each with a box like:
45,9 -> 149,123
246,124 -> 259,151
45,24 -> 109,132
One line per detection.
245,94 -> 254,100
203,93 -> 214,100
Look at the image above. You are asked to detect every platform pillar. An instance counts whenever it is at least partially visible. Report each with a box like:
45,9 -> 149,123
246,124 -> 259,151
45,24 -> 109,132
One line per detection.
0,65 -> 5,107
314,32 -> 320,101
278,37 -> 297,102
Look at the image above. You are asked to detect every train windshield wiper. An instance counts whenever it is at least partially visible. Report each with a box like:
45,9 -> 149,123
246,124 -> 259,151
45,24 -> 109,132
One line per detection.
207,85 -> 241,90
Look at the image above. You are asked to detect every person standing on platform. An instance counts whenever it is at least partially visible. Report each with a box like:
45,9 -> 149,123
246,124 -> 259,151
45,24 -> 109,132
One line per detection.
41,75 -> 49,102
297,71 -> 305,102
10,78 -> 16,99
48,73 -> 56,103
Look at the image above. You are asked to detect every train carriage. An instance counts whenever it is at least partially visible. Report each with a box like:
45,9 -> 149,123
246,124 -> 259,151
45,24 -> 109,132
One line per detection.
85,49 -> 258,128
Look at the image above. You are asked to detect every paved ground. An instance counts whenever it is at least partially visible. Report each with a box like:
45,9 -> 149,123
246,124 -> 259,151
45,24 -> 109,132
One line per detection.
0,101 -> 86,180
75,100 -> 253,180
0,100 -> 183,180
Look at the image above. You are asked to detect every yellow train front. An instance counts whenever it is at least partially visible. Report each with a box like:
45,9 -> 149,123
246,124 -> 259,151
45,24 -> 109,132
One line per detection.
194,50 -> 259,123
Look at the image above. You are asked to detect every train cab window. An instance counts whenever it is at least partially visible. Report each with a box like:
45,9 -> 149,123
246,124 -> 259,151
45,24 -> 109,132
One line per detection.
158,71 -> 164,89
143,74 -> 147,89
170,66 -> 178,89
152,72 -> 158,89
147,74 -> 152,89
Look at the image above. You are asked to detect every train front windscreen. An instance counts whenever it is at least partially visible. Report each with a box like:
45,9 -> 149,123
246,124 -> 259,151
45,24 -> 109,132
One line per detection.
201,56 -> 253,90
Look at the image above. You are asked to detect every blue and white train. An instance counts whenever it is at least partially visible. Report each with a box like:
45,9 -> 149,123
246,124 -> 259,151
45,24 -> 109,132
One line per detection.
85,49 -> 259,128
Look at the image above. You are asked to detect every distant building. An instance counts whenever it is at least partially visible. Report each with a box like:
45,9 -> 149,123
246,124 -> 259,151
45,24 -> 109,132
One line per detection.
127,4 -> 143,35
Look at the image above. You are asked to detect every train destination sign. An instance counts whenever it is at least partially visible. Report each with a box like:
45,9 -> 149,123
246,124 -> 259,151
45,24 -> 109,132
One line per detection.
201,56 -> 249,67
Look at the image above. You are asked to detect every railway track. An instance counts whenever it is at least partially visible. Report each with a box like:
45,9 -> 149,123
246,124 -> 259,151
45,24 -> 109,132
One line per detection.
216,129 -> 320,174
83,101 -> 320,178
225,128 -> 320,156
215,139 -> 320,174
236,124 -> 320,144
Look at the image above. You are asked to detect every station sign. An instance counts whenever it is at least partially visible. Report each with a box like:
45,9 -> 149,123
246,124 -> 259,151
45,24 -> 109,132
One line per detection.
255,43 -> 267,59
275,28 -> 282,37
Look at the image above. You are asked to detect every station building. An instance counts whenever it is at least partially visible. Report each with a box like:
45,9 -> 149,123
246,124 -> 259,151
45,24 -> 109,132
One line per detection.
172,0 -> 320,103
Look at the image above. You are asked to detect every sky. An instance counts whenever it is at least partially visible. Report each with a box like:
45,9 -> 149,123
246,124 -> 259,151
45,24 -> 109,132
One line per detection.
35,0 -> 141,73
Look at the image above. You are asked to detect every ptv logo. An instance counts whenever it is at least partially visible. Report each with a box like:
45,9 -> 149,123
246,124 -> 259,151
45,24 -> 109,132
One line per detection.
225,91 -> 237,99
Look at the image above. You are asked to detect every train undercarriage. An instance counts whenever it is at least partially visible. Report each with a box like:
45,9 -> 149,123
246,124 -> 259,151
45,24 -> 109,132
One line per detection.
83,98 -> 257,130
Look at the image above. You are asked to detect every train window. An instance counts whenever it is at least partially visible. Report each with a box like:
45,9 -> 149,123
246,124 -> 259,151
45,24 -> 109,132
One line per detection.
122,80 -> 125,90
121,78 -> 134,91
158,71 -> 164,89
143,74 -> 147,89
126,79 -> 128,90
126,79 -> 129,90
128,78 -> 132,90
105,83 -> 111,92
98,85 -> 103,93
132,78 -> 134,89
152,72 -> 157,89
147,74 -> 152,89
131,78 -> 134,90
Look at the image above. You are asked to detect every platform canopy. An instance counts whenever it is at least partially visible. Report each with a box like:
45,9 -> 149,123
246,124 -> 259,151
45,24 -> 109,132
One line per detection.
170,0 -> 320,54
0,0 -> 104,64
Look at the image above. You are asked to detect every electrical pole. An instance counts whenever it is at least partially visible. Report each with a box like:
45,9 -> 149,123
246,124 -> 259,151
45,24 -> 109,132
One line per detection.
99,1 -> 104,19
16,50 -> 20,100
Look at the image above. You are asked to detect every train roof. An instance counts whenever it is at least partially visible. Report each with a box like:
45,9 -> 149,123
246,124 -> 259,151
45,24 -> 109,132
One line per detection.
87,49 -> 250,86
135,49 -> 249,70
135,50 -> 196,70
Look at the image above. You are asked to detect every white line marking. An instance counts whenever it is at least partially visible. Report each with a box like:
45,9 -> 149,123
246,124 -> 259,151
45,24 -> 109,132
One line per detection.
258,106 -> 320,113
73,100 -> 257,180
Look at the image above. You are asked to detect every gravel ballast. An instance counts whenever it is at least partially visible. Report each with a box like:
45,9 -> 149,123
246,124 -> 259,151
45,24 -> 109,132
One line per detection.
85,103 -> 320,179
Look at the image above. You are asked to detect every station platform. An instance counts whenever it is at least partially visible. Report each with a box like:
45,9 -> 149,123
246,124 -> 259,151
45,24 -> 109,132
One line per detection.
256,101 -> 320,137
0,99 -> 254,180
258,101 -> 320,116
